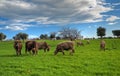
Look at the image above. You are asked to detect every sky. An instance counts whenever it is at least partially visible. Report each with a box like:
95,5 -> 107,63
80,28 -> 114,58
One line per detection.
0,0 -> 120,39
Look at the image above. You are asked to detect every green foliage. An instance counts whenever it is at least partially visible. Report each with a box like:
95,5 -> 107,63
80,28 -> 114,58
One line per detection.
50,32 -> 56,39
40,34 -> 48,39
112,30 -> 120,37
97,27 -> 106,38
14,32 -> 28,41
0,39 -> 120,76
0,32 -> 6,41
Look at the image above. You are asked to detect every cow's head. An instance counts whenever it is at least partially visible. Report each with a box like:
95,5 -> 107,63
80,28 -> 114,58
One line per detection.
47,45 -> 50,51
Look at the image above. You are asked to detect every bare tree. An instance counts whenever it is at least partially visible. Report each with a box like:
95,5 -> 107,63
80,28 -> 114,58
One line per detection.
59,27 -> 81,40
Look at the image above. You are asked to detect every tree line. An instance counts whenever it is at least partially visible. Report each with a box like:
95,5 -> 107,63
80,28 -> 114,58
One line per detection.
0,27 -> 120,41
97,27 -> 120,38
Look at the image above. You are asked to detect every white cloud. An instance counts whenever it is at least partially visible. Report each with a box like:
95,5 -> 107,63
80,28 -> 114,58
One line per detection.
106,16 -> 120,22
108,22 -> 118,25
112,3 -> 120,6
0,0 -> 116,30
0,21 -> 6,24
5,23 -> 32,31
0,0 -> 113,30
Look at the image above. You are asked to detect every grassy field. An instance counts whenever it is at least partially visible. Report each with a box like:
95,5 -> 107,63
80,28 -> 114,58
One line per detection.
0,39 -> 120,76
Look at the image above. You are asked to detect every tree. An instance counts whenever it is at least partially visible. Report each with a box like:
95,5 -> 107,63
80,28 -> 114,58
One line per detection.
56,36 -> 61,40
0,32 -> 6,41
97,27 -> 106,39
50,32 -> 56,39
59,27 -> 81,40
112,30 -> 120,38
40,34 -> 44,39
40,34 -> 48,39
14,32 -> 28,42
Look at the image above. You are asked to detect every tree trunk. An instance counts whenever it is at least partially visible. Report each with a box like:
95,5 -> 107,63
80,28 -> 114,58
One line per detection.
100,36 -> 103,39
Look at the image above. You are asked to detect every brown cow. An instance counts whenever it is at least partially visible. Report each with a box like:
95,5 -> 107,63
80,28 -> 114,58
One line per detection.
100,40 -> 106,51
77,41 -> 84,47
54,41 -> 75,55
37,42 -> 50,52
25,41 -> 38,55
14,40 -> 22,56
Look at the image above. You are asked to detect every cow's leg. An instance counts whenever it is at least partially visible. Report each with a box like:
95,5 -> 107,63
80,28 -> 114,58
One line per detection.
35,50 -> 38,55
70,50 -> 73,55
104,47 -> 105,51
19,50 -> 21,55
32,48 -> 36,55
47,47 -> 49,52
18,49 -> 21,55
70,48 -> 75,55
16,50 -> 18,56
44,48 -> 46,52
62,51 -> 65,55
103,45 -> 105,51
72,49 -> 75,53
61,49 -> 65,55
100,45 -> 102,51
32,50 -> 35,55
54,51 -> 58,55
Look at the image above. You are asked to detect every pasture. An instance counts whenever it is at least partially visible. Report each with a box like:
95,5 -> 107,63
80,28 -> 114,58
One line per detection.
0,39 -> 120,76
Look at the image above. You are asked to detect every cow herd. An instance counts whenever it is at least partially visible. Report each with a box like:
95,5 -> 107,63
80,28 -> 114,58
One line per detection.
14,39 -> 106,56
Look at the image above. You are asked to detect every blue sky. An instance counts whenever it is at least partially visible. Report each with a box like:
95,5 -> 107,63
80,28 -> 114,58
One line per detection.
0,0 -> 120,39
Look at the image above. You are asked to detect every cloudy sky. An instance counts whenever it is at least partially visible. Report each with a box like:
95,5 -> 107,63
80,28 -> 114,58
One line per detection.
0,0 -> 120,39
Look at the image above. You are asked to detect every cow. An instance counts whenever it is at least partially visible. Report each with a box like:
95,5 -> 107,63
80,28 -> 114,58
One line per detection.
14,40 -> 22,56
37,42 -> 50,52
54,41 -> 75,55
76,41 -> 84,47
100,40 -> 106,51
25,41 -> 38,55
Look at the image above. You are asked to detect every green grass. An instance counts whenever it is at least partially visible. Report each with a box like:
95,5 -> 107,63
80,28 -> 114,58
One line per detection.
0,39 -> 120,76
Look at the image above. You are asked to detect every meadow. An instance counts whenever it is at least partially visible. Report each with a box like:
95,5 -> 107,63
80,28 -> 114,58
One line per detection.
0,39 -> 120,76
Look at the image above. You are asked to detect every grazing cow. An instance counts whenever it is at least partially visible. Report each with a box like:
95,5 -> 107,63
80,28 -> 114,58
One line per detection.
25,41 -> 38,55
14,40 -> 22,56
54,41 -> 75,55
77,41 -> 84,46
100,40 -> 106,51
37,41 -> 50,52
